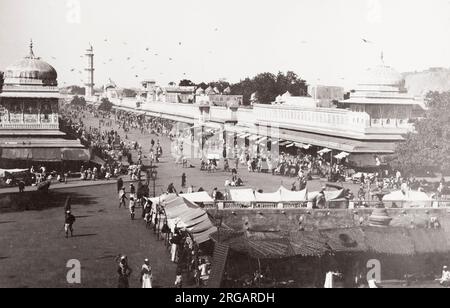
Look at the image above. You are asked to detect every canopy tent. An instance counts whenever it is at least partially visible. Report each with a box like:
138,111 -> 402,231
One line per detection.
207,153 -> 221,160
90,155 -> 106,166
318,148 -> 332,155
308,189 -> 346,202
255,190 -> 281,202
256,137 -> 267,144
229,189 -> 256,202
180,191 -> 214,204
161,195 -> 217,244
334,152 -> 350,160
383,190 -> 433,208
255,186 -> 307,203
0,168 -> 29,177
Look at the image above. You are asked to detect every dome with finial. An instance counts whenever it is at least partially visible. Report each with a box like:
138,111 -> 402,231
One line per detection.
355,52 -> 405,94
4,41 -> 58,87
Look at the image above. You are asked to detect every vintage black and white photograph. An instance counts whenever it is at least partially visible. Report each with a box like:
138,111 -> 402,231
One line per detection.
1,0 -> 450,293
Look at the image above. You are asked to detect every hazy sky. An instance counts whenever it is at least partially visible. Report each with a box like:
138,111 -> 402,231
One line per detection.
1,0 -> 450,89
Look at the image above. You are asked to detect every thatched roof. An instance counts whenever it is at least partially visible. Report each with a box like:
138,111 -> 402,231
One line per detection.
210,226 -> 450,259
408,229 -> 450,255
320,228 -> 367,253
363,227 -> 415,256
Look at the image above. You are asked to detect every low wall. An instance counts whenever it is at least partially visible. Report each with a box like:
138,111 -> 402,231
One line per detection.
208,208 -> 450,232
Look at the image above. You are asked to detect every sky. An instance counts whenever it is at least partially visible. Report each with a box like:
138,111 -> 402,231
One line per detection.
1,0 -> 450,89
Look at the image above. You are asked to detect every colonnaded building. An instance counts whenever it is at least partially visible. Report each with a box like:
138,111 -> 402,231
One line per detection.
0,42 -> 89,169
109,56 -> 425,169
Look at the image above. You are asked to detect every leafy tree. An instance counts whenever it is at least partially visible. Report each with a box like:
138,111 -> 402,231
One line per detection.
196,82 -> 208,90
122,88 -> 137,97
98,98 -> 114,112
66,86 -> 86,95
70,95 -> 86,107
179,79 -> 196,87
389,91 -> 450,175
227,71 -> 308,105
207,81 -> 231,93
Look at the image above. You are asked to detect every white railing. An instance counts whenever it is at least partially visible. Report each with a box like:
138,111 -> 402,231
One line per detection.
0,123 -> 59,129
253,104 -> 371,135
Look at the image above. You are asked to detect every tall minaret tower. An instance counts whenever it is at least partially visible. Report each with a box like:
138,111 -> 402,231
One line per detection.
85,44 -> 95,97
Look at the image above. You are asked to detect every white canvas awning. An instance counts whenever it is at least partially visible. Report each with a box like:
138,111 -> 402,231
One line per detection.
256,137 -> 267,144
318,148 -> 332,155
255,187 -> 307,202
229,189 -> 256,202
162,195 -> 217,244
180,191 -> 214,203
383,190 -> 433,208
334,152 -> 350,159
0,168 -> 29,177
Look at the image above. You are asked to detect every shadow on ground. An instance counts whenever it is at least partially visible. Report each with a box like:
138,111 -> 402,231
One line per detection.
0,190 -> 99,213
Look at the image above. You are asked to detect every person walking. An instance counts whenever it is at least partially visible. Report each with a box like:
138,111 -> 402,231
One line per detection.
140,259 -> 153,288
130,183 -> 136,200
129,197 -> 136,220
119,188 -> 127,208
117,256 -> 132,288
174,268 -> 183,288
64,210 -> 76,238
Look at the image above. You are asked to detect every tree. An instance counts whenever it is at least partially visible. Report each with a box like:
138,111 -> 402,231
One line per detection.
98,98 -> 114,112
179,79 -> 196,87
207,81 -> 231,93
227,71 -> 308,105
122,88 -> 137,98
389,91 -> 450,176
196,82 -> 208,90
70,95 -> 86,107
66,86 -> 85,96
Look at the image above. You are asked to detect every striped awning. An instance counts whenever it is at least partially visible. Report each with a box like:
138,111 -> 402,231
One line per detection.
62,148 -> 91,161
1,147 -> 90,162
1,148 -> 32,160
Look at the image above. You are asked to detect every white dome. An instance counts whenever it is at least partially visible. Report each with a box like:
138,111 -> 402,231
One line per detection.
360,65 -> 404,87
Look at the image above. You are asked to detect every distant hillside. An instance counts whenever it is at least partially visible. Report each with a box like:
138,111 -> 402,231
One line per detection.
403,67 -> 450,97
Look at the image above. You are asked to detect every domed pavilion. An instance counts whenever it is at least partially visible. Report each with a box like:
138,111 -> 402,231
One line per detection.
339,54 -> 426,132
0,41 -> 88,169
